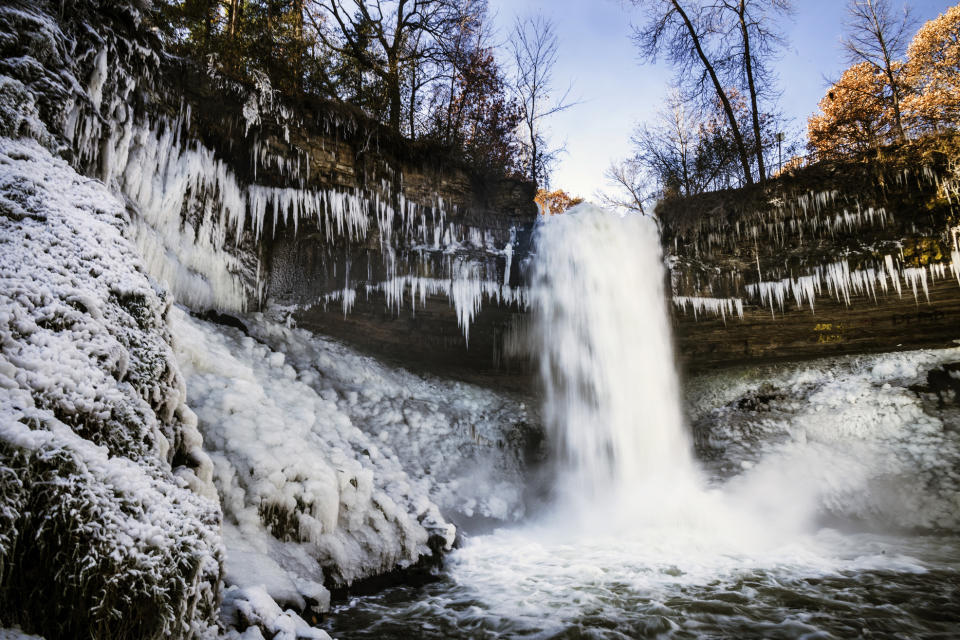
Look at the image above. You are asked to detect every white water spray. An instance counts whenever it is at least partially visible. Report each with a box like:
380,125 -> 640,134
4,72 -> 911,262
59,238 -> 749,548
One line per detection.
528,205 -> 696,506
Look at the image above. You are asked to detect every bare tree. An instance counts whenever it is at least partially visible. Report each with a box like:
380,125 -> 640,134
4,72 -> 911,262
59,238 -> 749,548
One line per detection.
842,0 -> 915,141
633,0 -> 754,186
306,0 -> 456,135
433,0 -> 496,143
601,158 -> 654,217
631,88 -> 743,196
509,14 -> 574,187
716,0 -> 792,182
633,89 -> 697,196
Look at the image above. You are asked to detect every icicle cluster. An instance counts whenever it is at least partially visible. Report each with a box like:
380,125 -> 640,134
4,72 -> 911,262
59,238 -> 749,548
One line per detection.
672,296 -> 745,321
367,274 -> 527,346
679,187 -> 908,256
23,0 -> 524,329
742,254 -> 959,316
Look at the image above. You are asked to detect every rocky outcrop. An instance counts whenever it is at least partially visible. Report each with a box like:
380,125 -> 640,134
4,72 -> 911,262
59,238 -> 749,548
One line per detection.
663,136 -> 960,372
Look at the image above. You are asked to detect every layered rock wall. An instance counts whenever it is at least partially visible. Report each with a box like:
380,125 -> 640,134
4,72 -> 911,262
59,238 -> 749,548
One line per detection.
663,138 -> 960,371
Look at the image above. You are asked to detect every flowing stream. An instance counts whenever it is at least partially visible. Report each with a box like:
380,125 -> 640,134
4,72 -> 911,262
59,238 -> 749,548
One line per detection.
325,205 -> 960,639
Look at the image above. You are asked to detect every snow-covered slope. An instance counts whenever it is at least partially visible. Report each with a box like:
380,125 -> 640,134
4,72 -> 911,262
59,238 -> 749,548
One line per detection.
0,137 -> 222,638
172,309 -> 532,607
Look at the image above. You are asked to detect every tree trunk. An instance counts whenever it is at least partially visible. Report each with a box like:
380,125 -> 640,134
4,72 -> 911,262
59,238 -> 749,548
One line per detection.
387,61 -> 402,135
867,1 -> 907,141
228,0 -> 240,38
739,1 -> 766,182
409,72 -> 418,140
293,0 -> 305,93
673,0 -> 754,186
530,134 -> 538,186
885,65 -> 907,141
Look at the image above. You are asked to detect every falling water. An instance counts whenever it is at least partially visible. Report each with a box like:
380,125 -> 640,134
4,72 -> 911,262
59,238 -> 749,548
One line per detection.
527,204 -> 697,506
327,204 -> 960,639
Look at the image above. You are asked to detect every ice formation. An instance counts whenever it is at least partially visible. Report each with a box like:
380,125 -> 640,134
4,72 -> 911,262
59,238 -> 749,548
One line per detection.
63,32 -> 518,332
172,308 -> 531,599
672,295 -> 744,321
688,347 -> 960,530
682,183 -> 924,255
366,271 -> 527,346
0,0 -> 523,347
0,137 -> 222,637
733,253 -> 959,317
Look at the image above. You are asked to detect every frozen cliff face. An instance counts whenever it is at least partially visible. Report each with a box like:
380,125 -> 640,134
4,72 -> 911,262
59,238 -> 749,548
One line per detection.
0,0 -> 529,345
171,307 -> 532,609
0,137 -> 223,638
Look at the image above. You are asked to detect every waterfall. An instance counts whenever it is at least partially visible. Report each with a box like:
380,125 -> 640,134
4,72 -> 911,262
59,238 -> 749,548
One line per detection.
528,204 -> 696,506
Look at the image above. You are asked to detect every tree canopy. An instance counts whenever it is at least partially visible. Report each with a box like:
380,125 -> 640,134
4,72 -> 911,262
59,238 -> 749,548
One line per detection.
535,188 -> 583,215
903,5 -> 960,131
809,3 -> 960,158
158,0 -> 571,182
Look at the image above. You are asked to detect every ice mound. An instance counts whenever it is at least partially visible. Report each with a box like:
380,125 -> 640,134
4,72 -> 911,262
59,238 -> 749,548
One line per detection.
172,307 -> 532,611
689,348 -> 960,531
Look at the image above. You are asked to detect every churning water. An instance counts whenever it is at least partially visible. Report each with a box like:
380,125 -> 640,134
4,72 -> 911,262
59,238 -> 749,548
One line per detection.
327,205 -> 960,639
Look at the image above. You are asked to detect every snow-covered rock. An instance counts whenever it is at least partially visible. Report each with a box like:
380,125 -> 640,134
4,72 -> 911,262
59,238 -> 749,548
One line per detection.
0,136 -> 222,638
688,348 -> 960,530
172,308 -> 532,608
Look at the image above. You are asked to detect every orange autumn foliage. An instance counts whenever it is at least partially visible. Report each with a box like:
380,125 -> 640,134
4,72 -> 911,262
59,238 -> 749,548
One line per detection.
535,189 -> 584,215
810,4 -> 960,156
807,62 -> 893,157
903,5 -> 960,131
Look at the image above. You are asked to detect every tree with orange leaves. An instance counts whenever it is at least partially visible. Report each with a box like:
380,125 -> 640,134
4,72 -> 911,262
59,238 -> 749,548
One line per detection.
535,189 -> 584,215
903,5 -> 960,131
807,61 -> 894,157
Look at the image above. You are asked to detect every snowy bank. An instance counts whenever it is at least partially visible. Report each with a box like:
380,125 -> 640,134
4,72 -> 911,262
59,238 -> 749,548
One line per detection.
172,308 -> 533,608
0,136 -> 222,638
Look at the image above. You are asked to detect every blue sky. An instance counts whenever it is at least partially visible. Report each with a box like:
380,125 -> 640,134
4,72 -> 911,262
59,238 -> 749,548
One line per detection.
488,0 -> 954,199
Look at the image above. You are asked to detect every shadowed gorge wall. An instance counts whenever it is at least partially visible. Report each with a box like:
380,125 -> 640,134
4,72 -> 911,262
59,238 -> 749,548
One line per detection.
173,52 -> 538,381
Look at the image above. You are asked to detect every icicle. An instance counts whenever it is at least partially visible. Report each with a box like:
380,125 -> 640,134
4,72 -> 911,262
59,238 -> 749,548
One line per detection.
902,267 -> 930,303
672,296 -> 744,321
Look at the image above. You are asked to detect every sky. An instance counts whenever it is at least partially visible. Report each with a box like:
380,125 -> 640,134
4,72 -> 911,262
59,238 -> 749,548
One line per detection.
487,0 -> 954,200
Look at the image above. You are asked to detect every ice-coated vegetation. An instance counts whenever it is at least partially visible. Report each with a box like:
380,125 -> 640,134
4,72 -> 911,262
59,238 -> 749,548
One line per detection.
0,137 -> 223,638
172,307 -> 532,607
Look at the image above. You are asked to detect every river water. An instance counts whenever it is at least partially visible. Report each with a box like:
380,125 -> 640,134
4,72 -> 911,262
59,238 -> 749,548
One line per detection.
325,206 -> 960,639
